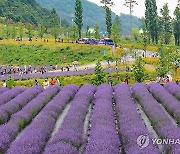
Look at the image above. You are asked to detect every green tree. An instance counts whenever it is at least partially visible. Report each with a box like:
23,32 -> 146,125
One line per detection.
156,45 -> 172,76
94,23 -> 100,39
74,0 -> 83,38
11,23 -> 16,39
106,7 -> 112,37
85,25 -> 90,38
113,15 -> 121,33
100,0 -> 113,37
131,28 -> 140,42
49,8 -> 60,42
133,57 -> 145,82
159,3 -> 172,44
27,23 -> 33,40
92,61 -> 106,85
171,47 -> 180,76
5,22 -> 11,39
103,55 -> 113,67
70,25 -> 78,42
19,21 -> 24,40
173,3 -> 180,46
145,0 -> 159,44
111,23 -> 120,43
38,23 -> 45,41
6,77 -> 15,88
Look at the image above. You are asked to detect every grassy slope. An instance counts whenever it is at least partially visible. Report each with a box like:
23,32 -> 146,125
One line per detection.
0,40 -> 111,65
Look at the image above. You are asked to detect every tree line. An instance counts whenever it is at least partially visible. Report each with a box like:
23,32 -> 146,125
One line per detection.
1,0 -> 180,46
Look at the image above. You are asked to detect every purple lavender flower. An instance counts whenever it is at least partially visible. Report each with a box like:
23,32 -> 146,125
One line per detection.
132,83 -> 180,153
7,85 -> 78,154
164,82 -> 180,100
44,84 -> 95,153
0,86 -> 43,124
0,88 -> 9,95
114,84 -> 160,154
0,87 -> 25,107
148,83 -> 180,124
85,84 -> 120,154
0,85 -> 60,152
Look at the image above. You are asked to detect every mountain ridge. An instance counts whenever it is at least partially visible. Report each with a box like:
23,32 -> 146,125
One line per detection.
0,0 -> 51,26
36,0 -> 142,35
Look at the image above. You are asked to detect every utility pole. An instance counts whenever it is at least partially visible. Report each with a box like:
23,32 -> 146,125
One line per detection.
124,0 -> 138,35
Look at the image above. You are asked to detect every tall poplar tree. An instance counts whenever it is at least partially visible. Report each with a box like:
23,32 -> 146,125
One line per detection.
19,21 -> 23,40
94,23 -> 100,39
100,0 -> 114,37
145,0 -> 159,44
159,3 -> 172,44
85,25 -> 90,38
49,8 -> 60,42
74,0 -> 83,38
27,23 -> 33,40
11,23 -> 16,39
113,15 -> 121,33
38,23 -> 45,41
5,22 -> 11,39
173,2 -> 180,46
111,24 -> 120,43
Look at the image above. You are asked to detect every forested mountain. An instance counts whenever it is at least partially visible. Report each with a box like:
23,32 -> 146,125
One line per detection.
36,0 -> 142,35
0,0 -> 142,35
0,0 -> 51,26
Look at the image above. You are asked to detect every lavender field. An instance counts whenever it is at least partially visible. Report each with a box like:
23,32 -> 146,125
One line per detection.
0,82 -> 179,154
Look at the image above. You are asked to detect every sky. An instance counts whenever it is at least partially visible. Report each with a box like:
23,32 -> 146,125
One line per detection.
88,0 -> 178,17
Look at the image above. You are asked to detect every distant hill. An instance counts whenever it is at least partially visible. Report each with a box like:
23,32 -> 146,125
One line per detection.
0,0 -> 51,26
36,0 -> 142,35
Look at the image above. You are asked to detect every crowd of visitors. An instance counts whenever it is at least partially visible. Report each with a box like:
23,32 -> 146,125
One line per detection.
0,65 -> 73,76
34,77 -> 60,89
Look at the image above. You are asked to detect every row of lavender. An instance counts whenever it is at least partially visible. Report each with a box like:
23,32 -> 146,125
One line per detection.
0,86 -> 44,125
7,85 -> 78,154
0,85 -> 60,153
114,84 -> 159,154
44,84 -> 95,154
148,83 -> 180,124
0,83 -> 179,153
0,67 -> 125,80
85,84 -> 120,154
164,82 -> 180,100
0,87 -> 25,107
132,83 -> 180,153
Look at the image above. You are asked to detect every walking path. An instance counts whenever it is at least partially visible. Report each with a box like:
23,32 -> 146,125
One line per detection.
0,48 -> 157,81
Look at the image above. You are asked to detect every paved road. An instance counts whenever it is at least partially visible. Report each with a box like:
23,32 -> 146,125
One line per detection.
0,68 -> 126,81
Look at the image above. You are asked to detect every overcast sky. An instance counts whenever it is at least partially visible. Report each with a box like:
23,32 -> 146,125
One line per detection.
88,0 -> 178,17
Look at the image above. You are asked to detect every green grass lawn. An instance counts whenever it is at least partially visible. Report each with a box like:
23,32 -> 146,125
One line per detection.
0,43 -> 111,66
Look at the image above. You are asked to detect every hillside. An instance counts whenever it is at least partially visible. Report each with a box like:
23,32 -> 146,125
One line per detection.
36,0 -> 142,35
0,0 -> 51,26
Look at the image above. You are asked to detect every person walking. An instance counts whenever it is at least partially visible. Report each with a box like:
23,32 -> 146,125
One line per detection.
50,78 -> 56,85
35,80 -> 39,86
156,74 -> 160,83
55,77 -> 60,85
3,80 -> 7,88
43,78 -> 49,89
165,76 -> 170,84
159,75 -> 164,86
108,76 -> 113,86
124,75 -> 129,84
